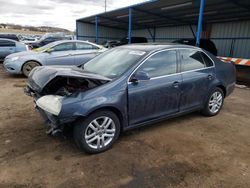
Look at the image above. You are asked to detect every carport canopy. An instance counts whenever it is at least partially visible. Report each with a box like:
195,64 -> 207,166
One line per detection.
76,0 -> 250,44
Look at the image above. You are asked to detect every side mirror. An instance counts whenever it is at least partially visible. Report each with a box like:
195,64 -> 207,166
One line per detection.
130,71 -> 150,84
45,48 -> 53,53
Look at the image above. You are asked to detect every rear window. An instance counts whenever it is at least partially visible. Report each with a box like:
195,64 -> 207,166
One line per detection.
200,52 -> 214,67
180,49 -> 205,72
76,42 -> 99,50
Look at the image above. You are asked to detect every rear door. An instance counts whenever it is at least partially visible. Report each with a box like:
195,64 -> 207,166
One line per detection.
73,42 -> 101,65
128,50 -> 182,125
0,40 -> 16,60
45,42 -> 76,65
179,49 -> 215,111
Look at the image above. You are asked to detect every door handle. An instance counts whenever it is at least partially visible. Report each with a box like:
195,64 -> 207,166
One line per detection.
207,75 -> 213,80
172,81 -> 180,88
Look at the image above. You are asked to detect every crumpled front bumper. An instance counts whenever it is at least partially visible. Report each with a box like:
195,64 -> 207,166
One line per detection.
24,86 -> 76,132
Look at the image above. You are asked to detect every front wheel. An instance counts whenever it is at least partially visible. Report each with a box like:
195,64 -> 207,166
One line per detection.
202,87 -> 224,116
22,61 -> 40,77
73,110 -> 120,154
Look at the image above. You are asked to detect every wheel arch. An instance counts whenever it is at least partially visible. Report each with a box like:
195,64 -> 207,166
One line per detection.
76,106 -> 125,131
21,60 -> 42,71
216,84 -> 226,97
203,83 -> 226,106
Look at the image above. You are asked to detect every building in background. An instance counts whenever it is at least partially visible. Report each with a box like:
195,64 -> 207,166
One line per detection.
76,0 -> 250,59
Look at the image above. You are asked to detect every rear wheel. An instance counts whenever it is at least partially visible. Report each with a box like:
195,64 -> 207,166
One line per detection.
22,61 -> 40,77
202,87 -> 224,116
73,110 -> 120,154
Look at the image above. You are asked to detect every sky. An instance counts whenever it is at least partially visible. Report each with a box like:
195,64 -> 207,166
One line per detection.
0,0 -> 149,31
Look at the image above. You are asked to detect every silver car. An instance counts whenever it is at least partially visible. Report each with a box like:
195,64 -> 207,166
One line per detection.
0,38 -> 28,61
3,40 -> 107,76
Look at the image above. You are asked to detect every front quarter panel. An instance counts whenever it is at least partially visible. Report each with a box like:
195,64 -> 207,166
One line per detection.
59,80 -> 128,128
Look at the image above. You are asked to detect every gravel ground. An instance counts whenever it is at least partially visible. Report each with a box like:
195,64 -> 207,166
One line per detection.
0,65 -> 250,188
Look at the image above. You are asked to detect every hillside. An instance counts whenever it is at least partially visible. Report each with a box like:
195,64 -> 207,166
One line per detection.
0,23 -> 72,34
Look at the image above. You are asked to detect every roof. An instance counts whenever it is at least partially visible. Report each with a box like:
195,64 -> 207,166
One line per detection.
77,0 -> 250,30
0,38 -> 18,42
115,43 -> 199,52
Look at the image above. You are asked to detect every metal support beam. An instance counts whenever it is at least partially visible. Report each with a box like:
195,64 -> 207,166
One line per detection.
128,8 -> 132,44
95,16 -> 99,44
189,25 -> 196,39
147,28 -> 156,42
133,7 -> 188,25
196,0 -> 205,46
76,21 -> 78,40
147,28 -> 154,39
229,0 -> 250,11
153,27 -> 156,42
99,15 -> 144,29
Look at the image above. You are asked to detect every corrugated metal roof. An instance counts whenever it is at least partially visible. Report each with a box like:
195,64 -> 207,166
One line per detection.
77,0 -> 250,30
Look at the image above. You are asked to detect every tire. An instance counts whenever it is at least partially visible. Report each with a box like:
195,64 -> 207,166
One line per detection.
22,61 -> 40,77
73,110 -> 120,154
201,87 -> 224,116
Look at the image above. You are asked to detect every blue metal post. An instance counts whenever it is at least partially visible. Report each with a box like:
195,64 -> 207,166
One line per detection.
128,8 -> 132,44
95,16 -> 99,44
196,0 -> 205,46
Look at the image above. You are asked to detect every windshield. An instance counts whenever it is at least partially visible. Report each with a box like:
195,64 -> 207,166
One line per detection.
83,48 -> 146,79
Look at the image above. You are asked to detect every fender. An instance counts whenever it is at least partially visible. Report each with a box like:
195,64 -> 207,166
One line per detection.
59,90 -> 128,127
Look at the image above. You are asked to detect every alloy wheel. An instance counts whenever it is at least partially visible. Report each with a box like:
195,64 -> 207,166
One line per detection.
84,116 -> 116,149
208,91 -> 223,114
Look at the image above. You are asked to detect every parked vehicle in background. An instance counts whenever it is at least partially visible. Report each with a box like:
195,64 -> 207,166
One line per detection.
21,36 -> 37,42
0,34 -> 20,41
173,38 -> 218,56
119,37 -> 148,45
0,38 -> 28,61
102,40 -> 120,48
26,33 -> 73,49
25,44 -> 236,154
104,37 -> 148,48
3,40 -> 107,76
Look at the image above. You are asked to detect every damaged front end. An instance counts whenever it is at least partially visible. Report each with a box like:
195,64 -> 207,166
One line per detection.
24,66 -> 111,136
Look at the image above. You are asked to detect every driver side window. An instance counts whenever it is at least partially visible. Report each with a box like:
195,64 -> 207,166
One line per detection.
51,43 -> 74,52
138,50 -> 177,78
76,42 -> 99,50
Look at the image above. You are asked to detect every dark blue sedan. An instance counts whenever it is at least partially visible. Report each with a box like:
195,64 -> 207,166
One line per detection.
25,44 -> 236,153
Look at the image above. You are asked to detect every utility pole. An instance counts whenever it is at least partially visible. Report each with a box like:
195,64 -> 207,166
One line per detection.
105,0 -> 107,12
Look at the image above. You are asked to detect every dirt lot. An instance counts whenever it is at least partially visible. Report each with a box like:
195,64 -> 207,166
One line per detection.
0,65 -> 250,188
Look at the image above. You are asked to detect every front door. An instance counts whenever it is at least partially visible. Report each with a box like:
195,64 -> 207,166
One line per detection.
128,50 -> 182,125
46,42 -> 75,65
73,42 -> 101,65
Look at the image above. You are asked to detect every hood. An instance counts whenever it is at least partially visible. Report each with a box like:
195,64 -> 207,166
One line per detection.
6,50 -> 38,59
28,66 -> 111,92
